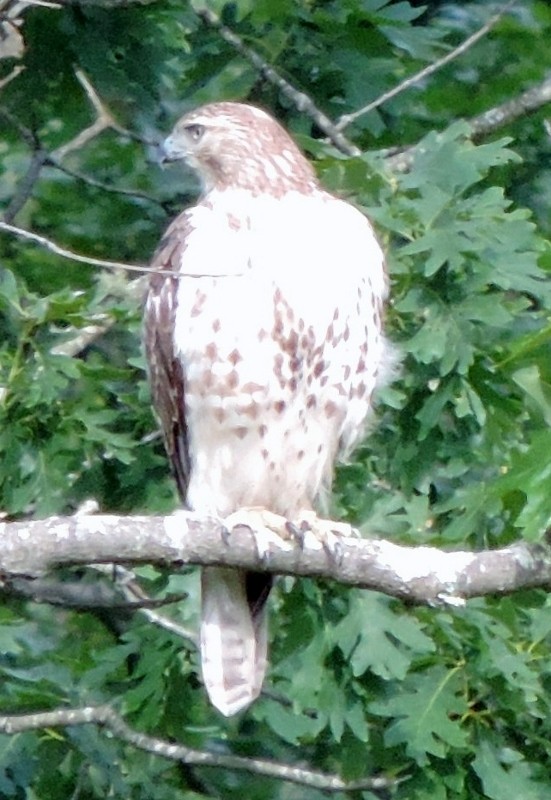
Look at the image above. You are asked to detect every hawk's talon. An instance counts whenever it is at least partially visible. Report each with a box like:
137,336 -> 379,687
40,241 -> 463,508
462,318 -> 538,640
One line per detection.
285,520 -> 306,548
220,525 -> 232,546
292,513 -> 355,564
322,535 -> 344,567
256,548 -> 272,568
224,508 -> 286,565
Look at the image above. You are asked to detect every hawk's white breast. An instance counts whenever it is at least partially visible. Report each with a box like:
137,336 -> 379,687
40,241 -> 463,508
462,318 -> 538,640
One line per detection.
172,187 -> 387,517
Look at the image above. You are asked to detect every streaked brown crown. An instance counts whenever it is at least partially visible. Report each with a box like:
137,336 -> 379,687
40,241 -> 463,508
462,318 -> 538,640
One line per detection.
162,101 -> 319,197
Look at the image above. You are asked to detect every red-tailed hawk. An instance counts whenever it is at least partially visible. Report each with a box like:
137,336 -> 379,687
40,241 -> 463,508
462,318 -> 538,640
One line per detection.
145,101 -> 388,716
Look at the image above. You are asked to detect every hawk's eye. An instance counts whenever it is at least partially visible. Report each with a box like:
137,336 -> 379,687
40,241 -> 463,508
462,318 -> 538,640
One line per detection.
184,123 -> 205,142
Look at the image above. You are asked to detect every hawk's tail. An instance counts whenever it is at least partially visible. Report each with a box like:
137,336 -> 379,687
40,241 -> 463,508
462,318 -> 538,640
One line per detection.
200,566 -> 271,716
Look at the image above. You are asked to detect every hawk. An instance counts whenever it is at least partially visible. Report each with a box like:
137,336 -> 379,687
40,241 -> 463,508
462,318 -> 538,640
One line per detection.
145,101 -> 389,717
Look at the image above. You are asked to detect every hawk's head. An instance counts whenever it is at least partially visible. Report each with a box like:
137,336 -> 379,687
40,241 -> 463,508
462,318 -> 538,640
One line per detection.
159,101 -> 318,197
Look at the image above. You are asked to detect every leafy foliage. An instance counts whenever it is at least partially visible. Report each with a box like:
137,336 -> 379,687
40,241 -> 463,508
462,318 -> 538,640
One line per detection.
1,1 -> 551,798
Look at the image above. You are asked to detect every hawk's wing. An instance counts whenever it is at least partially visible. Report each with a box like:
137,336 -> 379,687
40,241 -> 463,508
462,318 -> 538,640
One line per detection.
144,212 -> 192,502
145,209 -> 271,717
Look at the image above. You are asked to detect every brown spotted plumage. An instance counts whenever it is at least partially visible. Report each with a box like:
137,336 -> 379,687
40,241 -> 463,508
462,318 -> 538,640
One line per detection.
144,101 -> 390,717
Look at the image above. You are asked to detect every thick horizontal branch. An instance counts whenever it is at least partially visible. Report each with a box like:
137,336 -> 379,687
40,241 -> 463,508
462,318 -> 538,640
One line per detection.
0,704 -> 394,792
1,511 -> 550,605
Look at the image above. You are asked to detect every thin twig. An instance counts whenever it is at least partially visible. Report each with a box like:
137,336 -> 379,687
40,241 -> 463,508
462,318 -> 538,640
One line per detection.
0,107 -> 161,211
49,276 -> 146,358
336,0 -> 518,132
74,69 -> 112,121
0,105 -> 37,148
21,0 -> 62,8
0,68 -> 142,227
385,72 -> 551,173
0,65 -> 24,90
193,4 -> 360,157
51,158 -> 167,208
50,317 -> 117,357
0,704 -> 399,792
94,563 -> 198,644
2,573 -> 189,610
0,222 -> 259,279
469,72 -> 551,139
3,148 -> 48,223
53,70 -> 125,160
0,222 -> 173,277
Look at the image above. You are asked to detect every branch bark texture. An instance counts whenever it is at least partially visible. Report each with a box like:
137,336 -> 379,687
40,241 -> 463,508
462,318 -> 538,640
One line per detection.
1,511 -> 549,605
0,704 -> 395,792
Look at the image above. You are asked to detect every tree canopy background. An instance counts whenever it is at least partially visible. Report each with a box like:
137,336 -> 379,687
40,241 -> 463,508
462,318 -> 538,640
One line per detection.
1,1 -> 551,798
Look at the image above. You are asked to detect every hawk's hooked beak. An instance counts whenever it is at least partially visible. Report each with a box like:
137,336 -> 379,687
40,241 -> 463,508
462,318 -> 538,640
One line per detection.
156,135 -> 187,165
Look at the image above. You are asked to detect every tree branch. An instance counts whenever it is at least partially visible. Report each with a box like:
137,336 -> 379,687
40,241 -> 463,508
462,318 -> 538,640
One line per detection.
53,69 -> 127,161
0,221 -> 278,280
0,704 -> 397,793
49,316 -> 130,357
1,511 -> 550,604
469,73 -> 551,139
193,4 -> 360,157
51,158 -> 167,208
0,221 -> 173,276
3,147 -> 48,223
384,72 -> 551,173
336,0 -> 518,132
49,276 -> 146,357
0,64 -> 24,90
2,571 -> 188,611
93,563 -> 198,643
0,68 -> 147,227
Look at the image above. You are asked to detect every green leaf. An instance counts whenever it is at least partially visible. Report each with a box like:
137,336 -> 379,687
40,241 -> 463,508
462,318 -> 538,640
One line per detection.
332,593 -> 434,680
472,741 -> 547,800
369,666 -> 468,764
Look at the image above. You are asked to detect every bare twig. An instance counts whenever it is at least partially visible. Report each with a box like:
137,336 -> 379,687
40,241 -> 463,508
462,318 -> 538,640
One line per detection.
469,73 -> 551,139
0,1 -> 25,60
20,0 -> 62,8
2,573 -> 189,610
57,0 -> 158,6
1,71 -> 156,216
50,319 -> 127,357
0,221 -> 171,276
50,317 -> 120,357
0,68 -> 141,228
0,64 -> 24,90
0,703 -> 396,792
51,158 -> 167,208
50,277 -> 146,357
336,0 -> 518,132
3,147 -> 48,222
53,69 -> 127,161
0,222 -> 266,279
1,510 -> 551,605
193,4 -> 360,157
385,72 -> 551,173
0,105 -> 38,149
94,563 -> 198,644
